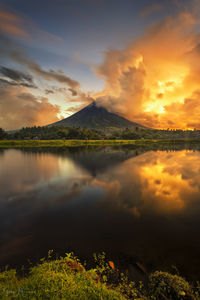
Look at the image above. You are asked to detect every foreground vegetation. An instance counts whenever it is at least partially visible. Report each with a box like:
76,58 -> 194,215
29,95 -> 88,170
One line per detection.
0,252 -> 199,299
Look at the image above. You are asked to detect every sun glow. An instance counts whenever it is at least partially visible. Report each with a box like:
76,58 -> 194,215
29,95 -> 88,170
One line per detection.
144,102 -> 165,114
95,9 -> 200,130
142,65 -> 190,116
135,54 -> 143,68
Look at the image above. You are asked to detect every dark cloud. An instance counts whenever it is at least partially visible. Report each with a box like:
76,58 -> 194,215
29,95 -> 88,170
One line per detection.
0,34 -> 94,120
0,66 -> 33,82
0,66 -> 36,88
0,34 -> 80,91
68,88 -> 78,96
0,78 -> 35,88
11,52 -> 80,90
45,86 -> 78,96
54,87 -> 67,93
45,89 -> 54,94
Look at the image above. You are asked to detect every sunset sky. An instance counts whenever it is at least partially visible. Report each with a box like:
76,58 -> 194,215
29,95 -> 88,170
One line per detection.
0,0 -> 200,130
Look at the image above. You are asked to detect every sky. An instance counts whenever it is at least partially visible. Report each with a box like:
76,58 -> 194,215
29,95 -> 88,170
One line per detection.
0,0 -> 200,130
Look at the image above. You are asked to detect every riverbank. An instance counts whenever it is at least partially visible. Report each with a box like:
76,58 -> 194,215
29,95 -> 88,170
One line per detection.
0,139 -> 200,148
0,253 -> 198,299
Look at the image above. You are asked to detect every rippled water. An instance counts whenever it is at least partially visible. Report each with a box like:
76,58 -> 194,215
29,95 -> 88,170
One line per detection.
0,146 -> 200,280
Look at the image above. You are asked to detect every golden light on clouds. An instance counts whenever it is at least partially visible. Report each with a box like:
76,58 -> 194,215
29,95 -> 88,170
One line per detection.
144,102 -> 165,114
95,11 -> 200,129
1,3 -> 200,129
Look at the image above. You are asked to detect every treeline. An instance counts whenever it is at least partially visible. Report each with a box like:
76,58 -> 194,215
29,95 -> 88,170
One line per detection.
1,126 -> 200,140
118,128 -> 200,140
0,126 -> 101,140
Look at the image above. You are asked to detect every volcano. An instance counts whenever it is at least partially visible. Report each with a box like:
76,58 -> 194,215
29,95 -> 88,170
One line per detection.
49,102 -> 145,129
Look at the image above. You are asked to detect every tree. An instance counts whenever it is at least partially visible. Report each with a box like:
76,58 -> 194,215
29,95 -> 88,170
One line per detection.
0,128 -> 7,139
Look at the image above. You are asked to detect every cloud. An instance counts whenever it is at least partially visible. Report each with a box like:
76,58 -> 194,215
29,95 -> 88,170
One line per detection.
0,5 -> 63,45
164,91 -> 200,129
2,2 -> 200,129
0,34 -> 94,123
0,66 -> 32,82
0,6 -> 29,39
45,89 -> 54,95
0,34 -> 80,92
0,66 -> 36,88
94,6 -> 200,129
11,52 -> 80,90
0,84 -> 61,130
0,78 -> 35,88
68,88 -> 78,96
0,6 -> 94,126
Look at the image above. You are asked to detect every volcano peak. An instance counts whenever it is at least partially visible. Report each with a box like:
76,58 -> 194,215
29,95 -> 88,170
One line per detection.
48,102 -> 145,130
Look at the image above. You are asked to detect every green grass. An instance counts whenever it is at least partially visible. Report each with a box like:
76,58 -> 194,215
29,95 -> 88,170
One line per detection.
0,253 -> 199,299
0,256 -> 126,300
0,139 -> 200,148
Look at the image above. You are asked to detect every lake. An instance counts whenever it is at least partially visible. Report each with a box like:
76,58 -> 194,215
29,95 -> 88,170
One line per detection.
0,145 -> 200,281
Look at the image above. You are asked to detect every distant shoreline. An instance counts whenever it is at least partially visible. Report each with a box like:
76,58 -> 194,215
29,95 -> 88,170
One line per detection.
0,139 -> 200,147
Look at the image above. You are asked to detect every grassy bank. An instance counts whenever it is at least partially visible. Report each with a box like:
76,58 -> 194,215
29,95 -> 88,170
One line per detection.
0,139 -> 200,148
0,253 -> 199,299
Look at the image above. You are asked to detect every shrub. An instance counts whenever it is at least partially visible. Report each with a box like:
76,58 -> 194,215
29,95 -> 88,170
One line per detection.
149,271 -> 195,300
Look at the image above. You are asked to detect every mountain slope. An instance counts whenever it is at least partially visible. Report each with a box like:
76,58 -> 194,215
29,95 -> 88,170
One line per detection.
49,102 -> 145,129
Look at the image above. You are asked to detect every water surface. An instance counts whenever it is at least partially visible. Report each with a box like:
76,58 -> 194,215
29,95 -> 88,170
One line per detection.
0,146 -> 200,280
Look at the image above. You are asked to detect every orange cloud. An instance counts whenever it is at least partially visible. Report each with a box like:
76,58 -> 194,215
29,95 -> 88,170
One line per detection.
95,9 -> 200,129
0,7 -> 29,39
0,85 -> 61,130
0,5 -> 64,46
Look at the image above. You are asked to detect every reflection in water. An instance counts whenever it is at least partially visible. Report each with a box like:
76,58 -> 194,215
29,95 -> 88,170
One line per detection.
0,147 -> 200,280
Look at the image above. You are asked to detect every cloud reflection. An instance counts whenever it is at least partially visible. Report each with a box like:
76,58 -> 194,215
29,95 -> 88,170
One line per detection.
0,147 -> 200,279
